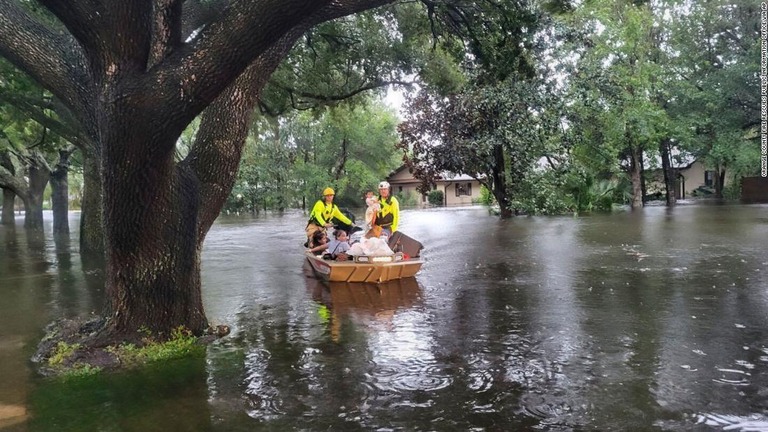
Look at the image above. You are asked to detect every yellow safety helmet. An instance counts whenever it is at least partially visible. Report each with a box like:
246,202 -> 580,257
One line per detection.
323,187 -> 335,196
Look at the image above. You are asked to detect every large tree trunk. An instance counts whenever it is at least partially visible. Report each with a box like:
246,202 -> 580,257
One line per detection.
101,118 -> 208,338
1,188 -> 14,225
628,145 -> 643,209
79,150 -> 105,256
1,151 -> 17,225
50,149 -> 72,234
491,143 -> 513,218
1,0 -> 398,350
659,138 -> 676,207
24,157 -> 50,230
714,167 -> 726,199
99,21 -> 309,341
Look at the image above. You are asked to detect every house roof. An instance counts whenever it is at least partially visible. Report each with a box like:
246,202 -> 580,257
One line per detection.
386,164 -> 480,184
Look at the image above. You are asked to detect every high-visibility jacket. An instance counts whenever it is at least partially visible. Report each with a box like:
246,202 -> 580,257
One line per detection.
308,200 -> 352,227
374,195 -> 399,232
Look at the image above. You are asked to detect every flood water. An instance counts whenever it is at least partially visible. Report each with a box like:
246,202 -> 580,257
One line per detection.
1,203 -> 767,431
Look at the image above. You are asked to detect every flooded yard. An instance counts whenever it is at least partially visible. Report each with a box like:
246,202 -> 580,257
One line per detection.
1,203 -> 767,431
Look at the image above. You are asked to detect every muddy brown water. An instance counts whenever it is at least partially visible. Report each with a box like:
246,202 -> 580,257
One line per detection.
1,203 -> 767,431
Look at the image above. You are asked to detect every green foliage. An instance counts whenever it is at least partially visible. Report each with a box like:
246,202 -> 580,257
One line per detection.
57,364 -> 102,380
513,169 -> 572,215
399,72 -> 566,216
396,190 -> 420,207
722,181 -> 742,201
224,98 -> 401,213
427,190 -> 444,206
46,341 -> 102,379
109,326 -> 204,368
478,185 -> 494,206
511,164 -> 630,215
48,342 -> 80,366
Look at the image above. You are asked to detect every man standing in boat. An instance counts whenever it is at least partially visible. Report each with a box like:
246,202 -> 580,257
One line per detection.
306,187 -> 353,243
373,181 -> 399,240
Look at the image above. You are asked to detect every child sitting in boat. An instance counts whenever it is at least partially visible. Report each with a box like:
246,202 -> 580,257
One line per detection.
324,229 -> 352,260
307,230 -> 329,255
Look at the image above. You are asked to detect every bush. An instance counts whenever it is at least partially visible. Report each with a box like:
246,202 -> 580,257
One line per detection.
478,185 -> 495,206
723,182 -> 741,200
396,190 -> 421,207
427,190 -> 444,206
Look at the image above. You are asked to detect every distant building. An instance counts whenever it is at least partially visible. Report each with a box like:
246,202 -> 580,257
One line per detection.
646,159 -> 728,199
386,165 -> 483,206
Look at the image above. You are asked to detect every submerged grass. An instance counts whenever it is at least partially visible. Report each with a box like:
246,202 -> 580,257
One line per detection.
108,326 -> 206,368
43,326 -> 206,379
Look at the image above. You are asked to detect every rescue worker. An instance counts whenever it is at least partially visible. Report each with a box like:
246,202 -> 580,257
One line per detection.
374,181 -> 399,239
305,187 -> 353,243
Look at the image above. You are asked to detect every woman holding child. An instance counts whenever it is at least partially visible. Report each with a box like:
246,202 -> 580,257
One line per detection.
372,181 -> 399,239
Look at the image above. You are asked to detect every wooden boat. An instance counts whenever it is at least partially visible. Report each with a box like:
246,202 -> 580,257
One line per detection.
305,252 -> 424,283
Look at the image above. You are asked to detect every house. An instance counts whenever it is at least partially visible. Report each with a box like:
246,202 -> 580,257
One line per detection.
386,165 -> 483,206
646,159 -> 727,199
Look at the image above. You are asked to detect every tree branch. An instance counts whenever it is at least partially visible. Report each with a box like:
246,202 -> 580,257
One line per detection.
272,79 -> 416,106
186,0 -> 397,236
0,0 -> 91,116
148,0 -> 397,130
149,0 -> 184,68
0,90 -> 87,148
38,1 -> 154,76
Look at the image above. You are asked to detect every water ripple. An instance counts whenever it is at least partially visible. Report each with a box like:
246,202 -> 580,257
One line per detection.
695,413 -> 768,431
369,360 -> 453,393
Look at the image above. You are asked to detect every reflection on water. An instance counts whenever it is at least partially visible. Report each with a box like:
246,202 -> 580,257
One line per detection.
1,205 -> 768,431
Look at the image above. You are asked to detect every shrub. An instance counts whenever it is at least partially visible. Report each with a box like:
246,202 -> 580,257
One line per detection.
478,185 -> 495,206
427,190 -> 444,206
396,190 -> 420,207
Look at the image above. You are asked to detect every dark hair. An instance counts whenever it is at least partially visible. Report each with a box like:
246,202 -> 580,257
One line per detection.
311,230 -> 326,246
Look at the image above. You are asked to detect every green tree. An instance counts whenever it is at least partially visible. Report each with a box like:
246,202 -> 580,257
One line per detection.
229,99 -> 401,214
1,56 -> 102,244
565,0 -> 671,209
665,0 -> 761,198
399,75 -> 563,217
0,0 -> 400,346
397,1 -> 569,218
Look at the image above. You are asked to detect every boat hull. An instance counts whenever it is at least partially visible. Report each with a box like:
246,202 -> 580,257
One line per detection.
305,253 -> 423,283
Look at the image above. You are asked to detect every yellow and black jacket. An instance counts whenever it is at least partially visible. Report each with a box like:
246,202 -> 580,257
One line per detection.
374,195 -> 399,232
308,200 -> 352,227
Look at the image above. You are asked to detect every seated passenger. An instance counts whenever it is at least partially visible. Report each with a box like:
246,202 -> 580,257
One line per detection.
324,230 -> 351,261
307,230 -> 329,255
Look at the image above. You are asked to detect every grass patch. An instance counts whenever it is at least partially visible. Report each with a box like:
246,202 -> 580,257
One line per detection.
48,342 -> 80,366
110,326 -> 205,367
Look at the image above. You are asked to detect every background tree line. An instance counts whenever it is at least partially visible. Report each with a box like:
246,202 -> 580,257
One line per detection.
0,0 -> 761,346
2,0 -> 760,226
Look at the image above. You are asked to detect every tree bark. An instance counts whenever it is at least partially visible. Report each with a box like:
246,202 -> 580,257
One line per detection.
0,0 -> 399,345
0,151 -> 17,225
628,145 -> 643,209
24,154 -> 51,230
79,150 -> 105,256
714,167 -> 726,199
51,149 -> 73,234
1,188 -> 15,224
491,143 -> 513,218
659,138 -> 676,207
